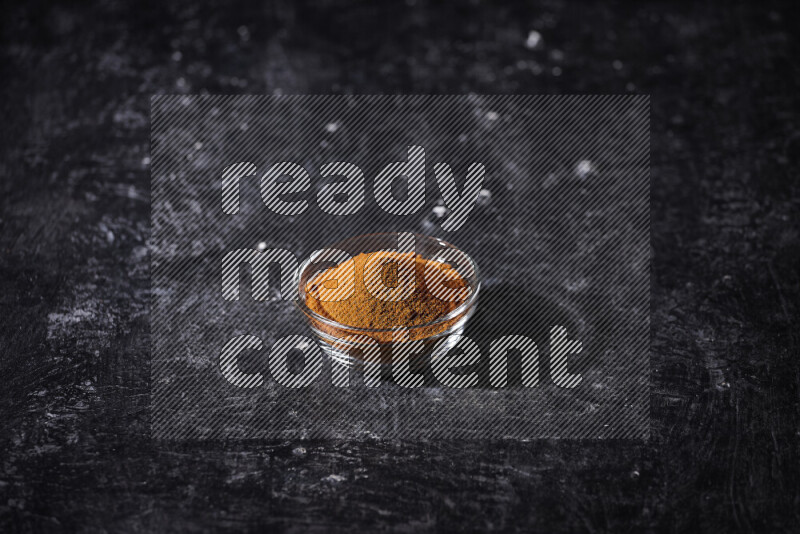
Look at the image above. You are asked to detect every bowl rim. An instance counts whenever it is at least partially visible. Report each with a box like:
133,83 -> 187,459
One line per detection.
294,232 -> 481,334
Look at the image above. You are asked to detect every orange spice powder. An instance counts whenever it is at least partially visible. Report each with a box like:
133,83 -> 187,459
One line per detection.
305,251 -> 467,337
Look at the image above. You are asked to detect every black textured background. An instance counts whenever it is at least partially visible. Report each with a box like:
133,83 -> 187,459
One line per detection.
1,0 -> 798,532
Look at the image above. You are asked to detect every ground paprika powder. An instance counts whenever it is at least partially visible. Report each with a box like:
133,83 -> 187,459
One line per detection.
305,250 -> 468,342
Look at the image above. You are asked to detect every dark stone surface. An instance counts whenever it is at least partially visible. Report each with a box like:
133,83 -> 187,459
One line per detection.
1,0 -> 798,531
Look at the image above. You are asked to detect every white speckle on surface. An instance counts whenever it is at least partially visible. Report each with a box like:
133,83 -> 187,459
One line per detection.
99,222 -> 114,243
525,30 -> 542,49
325,122 -> 340,133
575,160 -> 595,179
432,205 -> 448,217
141,156 -> 150,166
708,367 -> 730,390
171,50 -> 182,62
323,474 -> 346,483
292,447 -> 306,456
476,188 -> 492,206
485,111 -> 499,121
257,241 -> 267,251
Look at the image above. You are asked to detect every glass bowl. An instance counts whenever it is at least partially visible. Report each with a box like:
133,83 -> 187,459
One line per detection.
295,232 -> 481,368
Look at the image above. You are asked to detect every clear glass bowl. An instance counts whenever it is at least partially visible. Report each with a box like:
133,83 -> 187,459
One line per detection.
295,232 -> 481,368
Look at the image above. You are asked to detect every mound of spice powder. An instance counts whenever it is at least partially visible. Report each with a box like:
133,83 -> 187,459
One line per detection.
305,251 -> 467,331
